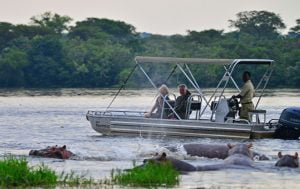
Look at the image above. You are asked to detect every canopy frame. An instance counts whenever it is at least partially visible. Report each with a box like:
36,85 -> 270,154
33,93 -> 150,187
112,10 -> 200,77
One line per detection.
106,56 -> 274,121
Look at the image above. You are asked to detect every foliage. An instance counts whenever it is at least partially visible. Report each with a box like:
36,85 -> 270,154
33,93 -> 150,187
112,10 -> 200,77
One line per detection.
0,11 -> 299,88
229,10 -> 286,38
30,12 -> 72,34
0,156 -> 57,187
0,48 -> 29,87
111,162 -> 180,187
0,156 -> 104,187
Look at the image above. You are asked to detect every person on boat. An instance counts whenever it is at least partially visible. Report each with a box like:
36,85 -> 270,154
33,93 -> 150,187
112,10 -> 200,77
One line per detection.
144,84 -> 170,118
232,71 -> 255,121
170,84 -> 191,119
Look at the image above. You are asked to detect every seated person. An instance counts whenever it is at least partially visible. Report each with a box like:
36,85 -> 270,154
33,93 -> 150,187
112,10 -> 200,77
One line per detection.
169,84 -> 191,119
144,84 -> 170,118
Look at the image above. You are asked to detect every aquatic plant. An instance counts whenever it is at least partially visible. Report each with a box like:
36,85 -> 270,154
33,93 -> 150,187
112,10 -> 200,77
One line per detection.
0,156 -> 57,187
0,156 -> 99,187
111,162 -> 180,187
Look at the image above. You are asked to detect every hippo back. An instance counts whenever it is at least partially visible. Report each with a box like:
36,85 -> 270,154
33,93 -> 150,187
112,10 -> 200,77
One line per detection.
144,153 -> 197,172
228,144 -> 253,159
224,144 -> 254,167
183,144 -> 229,159
167,157 -> 197,172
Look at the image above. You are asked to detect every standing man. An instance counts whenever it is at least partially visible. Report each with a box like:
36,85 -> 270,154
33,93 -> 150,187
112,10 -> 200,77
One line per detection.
172,84 -> 191,119
232,71 -> 255,121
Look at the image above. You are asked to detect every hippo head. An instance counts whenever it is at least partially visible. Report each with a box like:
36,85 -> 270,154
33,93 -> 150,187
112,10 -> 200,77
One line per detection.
143,152 -> 168,164
227,143 -> 253,159
29,145 -> 73,159
29,150 -> 38,156
275,152 -> 299,168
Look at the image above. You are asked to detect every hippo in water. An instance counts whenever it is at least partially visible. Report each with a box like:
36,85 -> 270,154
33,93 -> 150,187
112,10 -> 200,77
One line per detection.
182,143 -> 269,160
29,145 -> 74,159
143,152 -> 197,172
196,143 -> 255,171
142,143 -> 256,172
275,152 -> 299,168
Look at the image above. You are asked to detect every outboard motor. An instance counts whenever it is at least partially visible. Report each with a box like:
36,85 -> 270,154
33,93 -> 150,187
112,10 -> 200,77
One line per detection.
274,107 -> 300,140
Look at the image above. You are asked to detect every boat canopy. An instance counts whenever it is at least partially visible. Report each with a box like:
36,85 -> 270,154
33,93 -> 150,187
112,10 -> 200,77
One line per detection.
234,59 -> 274,65
135,56 -> 274,65
135,56 -> 233,65
106,55 -> 274,120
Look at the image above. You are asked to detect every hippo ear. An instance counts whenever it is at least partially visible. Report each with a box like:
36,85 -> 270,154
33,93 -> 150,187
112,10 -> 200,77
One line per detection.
247,143 -> 253,148
294,152 -> 298,159
62,145 -> 66,149
278,152 -> 282,158
227,143 -> 234,149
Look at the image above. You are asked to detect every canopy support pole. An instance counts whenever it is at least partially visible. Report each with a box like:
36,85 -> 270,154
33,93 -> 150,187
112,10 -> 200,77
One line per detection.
137,62 -> 182,120
254,62 -> 274,109
184,64 -> 210,108
106,64 -> 138,111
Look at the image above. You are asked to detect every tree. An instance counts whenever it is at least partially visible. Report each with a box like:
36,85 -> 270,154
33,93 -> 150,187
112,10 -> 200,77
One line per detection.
288,19 -> 300,38
229,11 -> 286,38
69,18 -> 141,50
186,29 -> 223,45
25,36 -> 70,87
0,48 -> 29,87
30,12 -> 72,34
0,22 -> 17,50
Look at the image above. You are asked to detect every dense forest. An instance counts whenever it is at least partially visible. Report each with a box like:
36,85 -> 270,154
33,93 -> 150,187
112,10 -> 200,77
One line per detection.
0,11 -> 299,88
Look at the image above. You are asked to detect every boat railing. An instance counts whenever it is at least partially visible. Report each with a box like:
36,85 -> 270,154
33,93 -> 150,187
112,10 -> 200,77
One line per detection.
87,110 -> 145,117
186,94 -> 202,120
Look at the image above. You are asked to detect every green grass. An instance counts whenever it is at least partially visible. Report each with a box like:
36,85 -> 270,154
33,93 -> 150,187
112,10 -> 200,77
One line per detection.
0,156 -> 99,187
0,156 -> 57,187
111,162 -> 180,187
0,156 -> 180,188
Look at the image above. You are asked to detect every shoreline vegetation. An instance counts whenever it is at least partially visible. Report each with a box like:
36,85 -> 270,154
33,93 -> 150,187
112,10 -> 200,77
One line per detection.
0,156 -> 97,187
0,156 -> 180,188
0,11 -> 299,89
111,162 -> 180,187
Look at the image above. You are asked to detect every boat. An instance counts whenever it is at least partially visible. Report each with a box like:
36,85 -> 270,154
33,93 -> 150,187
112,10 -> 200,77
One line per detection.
86,56 -> 300,139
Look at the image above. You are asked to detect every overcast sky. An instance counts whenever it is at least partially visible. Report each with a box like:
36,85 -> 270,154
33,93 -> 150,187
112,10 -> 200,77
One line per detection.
0,0 -> 299,35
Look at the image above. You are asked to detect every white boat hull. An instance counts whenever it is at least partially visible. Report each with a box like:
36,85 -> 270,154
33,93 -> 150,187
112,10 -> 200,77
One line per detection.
86,111 -> 274,139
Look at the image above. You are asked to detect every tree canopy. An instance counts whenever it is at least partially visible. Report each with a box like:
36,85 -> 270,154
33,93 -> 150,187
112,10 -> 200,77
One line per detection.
0,11 -> 299,88
229,11 -> 286,38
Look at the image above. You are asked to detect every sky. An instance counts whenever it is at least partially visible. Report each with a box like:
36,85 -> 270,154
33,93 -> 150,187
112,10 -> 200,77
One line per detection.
0,0 -> 299,35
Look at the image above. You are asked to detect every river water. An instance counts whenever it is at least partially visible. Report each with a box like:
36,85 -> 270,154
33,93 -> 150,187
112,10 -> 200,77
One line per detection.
0,88 -> 300,188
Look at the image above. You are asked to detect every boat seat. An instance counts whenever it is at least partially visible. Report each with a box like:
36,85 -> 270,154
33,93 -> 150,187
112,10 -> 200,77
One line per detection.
190,101 -> 201,110
186,94 -> 202,119
248,110 -> 266,125
165,100 -> 175,107
249,110 -> 266,114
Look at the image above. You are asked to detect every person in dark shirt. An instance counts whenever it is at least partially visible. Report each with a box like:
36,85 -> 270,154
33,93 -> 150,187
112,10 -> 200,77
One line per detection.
171,84 -> 191,119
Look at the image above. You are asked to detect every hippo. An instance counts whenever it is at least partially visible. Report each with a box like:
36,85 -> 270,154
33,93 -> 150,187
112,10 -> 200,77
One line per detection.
143,152 -> 197,172
196,143 -> 255,171
275,152 -> 299,168
142,143 -> 256,172
182,143 -> 269,160
29,145 -> 74,159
